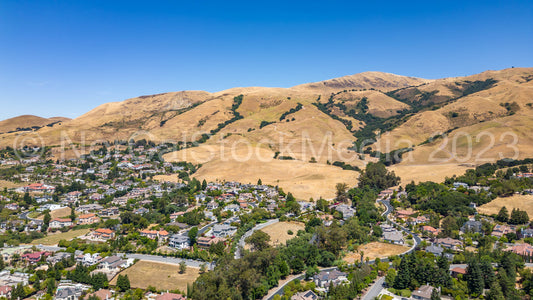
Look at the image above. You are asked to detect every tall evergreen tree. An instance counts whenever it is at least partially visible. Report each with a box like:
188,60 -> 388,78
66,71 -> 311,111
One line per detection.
465,258 -> 484,295
393,256 -> 411,289
496,206 -> 509,222
486,281 -> 505,300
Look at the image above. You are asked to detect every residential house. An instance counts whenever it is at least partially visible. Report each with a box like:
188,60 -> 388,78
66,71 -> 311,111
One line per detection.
426,244 -> 444,257
383,231 -> 404,245
76,253 -> 102,266
460,220 -> 483,234
422,225 -> 440,236
291,290 -> 318,300
505,243 -> 533,256
407,215 -> 429,226
91,228 -> 115,240
450,267 -> 467,278
140,229 -> 170,241
46,252 -> 72,265
55,287 -> 78,300
0,286 -> 12,298
492,224 -> 514,238
197,237 -> 226,249
98,256 -> 129,272
335,204 -> 356,220
77,213 -> 100,225
224,204 -> 240,213
412,285 -> 436,300
99,207 -> 119,217
212,224 -> 237,238
84,289 -> 112,300
76,204 -> 103,213
24,183 -> 55,193
435,237 -> 462,251
520,228 -> 533,239
314,269 -> 348,288
206,201 -> 219,210
168,234 -> 190,250
155,293 -> 186,300
49,218 -> 72,229
21,251 -> 49,264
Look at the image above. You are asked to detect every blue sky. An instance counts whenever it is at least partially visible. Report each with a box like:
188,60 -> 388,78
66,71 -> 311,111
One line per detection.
0,0 -> 532,120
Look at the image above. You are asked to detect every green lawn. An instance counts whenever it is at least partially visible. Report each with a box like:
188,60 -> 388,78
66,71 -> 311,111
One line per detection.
31,228 -> 90,245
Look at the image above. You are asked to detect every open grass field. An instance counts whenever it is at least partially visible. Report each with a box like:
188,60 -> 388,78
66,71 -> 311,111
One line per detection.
389,163 -> 472,186
35,207 -> 72,221
0,180 -> 25,189
343,242 -> 409,263
478,194 -> 533,220
260,221 -> 305,246
31,228 -> 90,245
110,260 -> 200,292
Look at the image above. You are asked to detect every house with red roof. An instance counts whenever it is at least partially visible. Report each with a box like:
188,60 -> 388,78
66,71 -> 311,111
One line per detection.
505,243 -> 533,256
77,213 -> 100,225
91,228 -> 115,240
24,183 -> 55,193
140,229 -> 170,241
0,285 -> 12,298
22,251 -> 49,264
155,293 -> 186,300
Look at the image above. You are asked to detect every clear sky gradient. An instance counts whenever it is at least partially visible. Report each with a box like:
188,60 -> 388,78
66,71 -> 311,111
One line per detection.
1,0 -> 532,120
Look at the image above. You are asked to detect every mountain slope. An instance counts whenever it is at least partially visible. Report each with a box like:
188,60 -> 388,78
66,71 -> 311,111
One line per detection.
2,68 -> 533,199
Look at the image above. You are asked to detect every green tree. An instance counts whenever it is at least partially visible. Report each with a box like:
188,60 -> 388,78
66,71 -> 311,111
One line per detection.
23,192 -> 33,207
257,178 -> 262,185
465,258 -> 484,296
117,274 -> 130,292
431,288 -> 441,300
42,210 -> 51,232
486,281 -> 505,300
179,261 -> 187,274
358,162 -> 400,190
188,227 -> 198,246
393,256 -> 410,289
200,263 -> 207,274
201,179 -> 207,190
335,182 -> 348,203
496,206 -> 509,223
70,206 -> 76,222
245,230 -> 271,251
47,278 -> 55,295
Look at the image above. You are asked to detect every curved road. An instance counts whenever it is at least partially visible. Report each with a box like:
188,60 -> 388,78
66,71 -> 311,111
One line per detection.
235,219 -> 279,259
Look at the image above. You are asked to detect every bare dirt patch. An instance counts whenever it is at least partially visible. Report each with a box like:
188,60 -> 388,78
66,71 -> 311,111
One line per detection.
110,260 -> 200,292
343,242 -> 409,263
478,194 -> 533,220
260,221 -> 305,246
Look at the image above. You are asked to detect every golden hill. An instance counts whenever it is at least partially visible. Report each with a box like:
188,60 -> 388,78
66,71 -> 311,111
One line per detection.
2,68 -> 533,199
0,115 -> 70,134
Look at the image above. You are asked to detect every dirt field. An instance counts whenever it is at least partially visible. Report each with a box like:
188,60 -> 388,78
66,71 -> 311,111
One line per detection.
343,242 -> 409,263
389,163 -> 472,186
478,194 -> 533,220
110,260 -> 200,292
36,207 -> 72,220
260,221 -> 305,246
31,228 -> 90,245
0,180 -> 25,189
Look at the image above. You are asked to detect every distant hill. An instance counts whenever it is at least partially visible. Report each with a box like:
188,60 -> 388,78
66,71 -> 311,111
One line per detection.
0,115 -> 70,134
2,68 -> 532,199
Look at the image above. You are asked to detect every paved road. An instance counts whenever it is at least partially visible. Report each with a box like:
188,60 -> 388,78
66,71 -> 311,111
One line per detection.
235,219 -> 279,259
362,277 -> 385,300
117,253 -> 215,270
264,267 -> 338,300
378,199 -> 422,253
